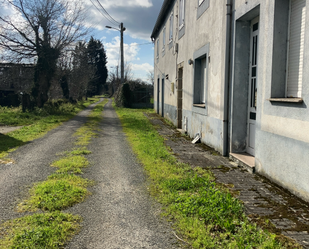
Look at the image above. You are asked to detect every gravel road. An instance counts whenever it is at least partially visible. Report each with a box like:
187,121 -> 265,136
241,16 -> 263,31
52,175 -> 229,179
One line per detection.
66,99 -> 181,249
0,99 -> 182,248
0,101 -> 102,222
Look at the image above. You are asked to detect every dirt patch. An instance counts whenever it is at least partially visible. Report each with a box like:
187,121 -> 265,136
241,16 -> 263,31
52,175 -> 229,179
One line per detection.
0,126 -> 23,134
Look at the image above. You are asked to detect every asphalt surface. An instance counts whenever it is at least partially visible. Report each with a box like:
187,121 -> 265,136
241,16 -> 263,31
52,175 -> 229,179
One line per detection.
0,101 -> 101,223
66,99 -> 181,249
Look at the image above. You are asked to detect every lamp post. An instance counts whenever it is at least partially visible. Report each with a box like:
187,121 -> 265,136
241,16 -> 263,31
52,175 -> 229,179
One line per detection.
106,22 -> 126,84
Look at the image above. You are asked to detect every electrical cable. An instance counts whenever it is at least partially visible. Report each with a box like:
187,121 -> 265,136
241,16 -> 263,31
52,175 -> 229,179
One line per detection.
94,0 -> 120,26
88,0 -> 119,26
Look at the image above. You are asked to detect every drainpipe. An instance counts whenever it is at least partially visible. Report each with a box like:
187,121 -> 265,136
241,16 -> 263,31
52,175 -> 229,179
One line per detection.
223,0 -> 233,156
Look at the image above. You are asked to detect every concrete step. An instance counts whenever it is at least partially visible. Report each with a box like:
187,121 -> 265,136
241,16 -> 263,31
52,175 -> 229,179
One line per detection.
229,152 -> 255,173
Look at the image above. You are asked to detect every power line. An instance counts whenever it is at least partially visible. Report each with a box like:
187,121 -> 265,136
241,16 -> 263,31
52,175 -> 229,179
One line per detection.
89,0 -> 119,26
94,0 -> 120,26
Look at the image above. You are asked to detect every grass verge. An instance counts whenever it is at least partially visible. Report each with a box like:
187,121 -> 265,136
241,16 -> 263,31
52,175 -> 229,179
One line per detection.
114,106 -> 299,249
18,174 -> 91,212
0,97 -> 100,159
0,212 -> 80,249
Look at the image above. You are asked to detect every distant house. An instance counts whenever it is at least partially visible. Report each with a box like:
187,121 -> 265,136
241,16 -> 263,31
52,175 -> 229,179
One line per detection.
151,0 -> 309,202
0,63 -> 34,106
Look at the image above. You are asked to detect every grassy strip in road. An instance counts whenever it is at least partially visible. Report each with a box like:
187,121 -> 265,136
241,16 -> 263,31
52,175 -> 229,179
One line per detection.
0,212 -> 80,249
0,99 -> 108,248
18,173 -> 91,212
0,97 -> 100,159
115,107 -> 299,249
52,155 -> 89,174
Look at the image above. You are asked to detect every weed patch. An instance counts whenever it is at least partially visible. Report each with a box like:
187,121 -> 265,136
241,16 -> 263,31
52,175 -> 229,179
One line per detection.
0,212 -> 80,249
52,155 -> 89,174
114,106 -> 295,248
18,174 -> 90,212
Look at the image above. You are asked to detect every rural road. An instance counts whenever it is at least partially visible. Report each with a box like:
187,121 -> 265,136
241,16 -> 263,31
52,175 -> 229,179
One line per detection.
0,99 -> 181,248
66,99 -> 181,249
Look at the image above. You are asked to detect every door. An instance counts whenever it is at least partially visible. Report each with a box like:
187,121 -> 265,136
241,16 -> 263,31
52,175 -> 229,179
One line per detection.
157,77 -> 160,114
177,67 -> 183,128
161,77 -> 164,117
247,17 -> 259,156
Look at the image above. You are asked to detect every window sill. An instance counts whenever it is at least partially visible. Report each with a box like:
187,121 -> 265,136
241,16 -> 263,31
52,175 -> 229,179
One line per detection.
193,103 -> 205,108
268,98 -> 303,103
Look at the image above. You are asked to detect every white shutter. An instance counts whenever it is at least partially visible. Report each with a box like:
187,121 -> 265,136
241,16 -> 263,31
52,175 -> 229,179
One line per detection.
286,0 -> 306,98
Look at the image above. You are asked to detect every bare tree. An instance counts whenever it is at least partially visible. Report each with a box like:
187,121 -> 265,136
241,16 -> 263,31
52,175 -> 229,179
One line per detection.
0,0 -> 88,107
147,69 -> 154,85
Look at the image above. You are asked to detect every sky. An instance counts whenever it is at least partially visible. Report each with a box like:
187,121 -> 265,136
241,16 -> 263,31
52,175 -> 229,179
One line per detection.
83,0 -> 164,83
0,0 -> 164,84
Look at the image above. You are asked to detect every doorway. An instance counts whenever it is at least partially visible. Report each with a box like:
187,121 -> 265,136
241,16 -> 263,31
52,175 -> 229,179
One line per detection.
247,16 -> 259,156
161,77 -> 164,117
177,67 -> 183,128
157,77 -> 160,114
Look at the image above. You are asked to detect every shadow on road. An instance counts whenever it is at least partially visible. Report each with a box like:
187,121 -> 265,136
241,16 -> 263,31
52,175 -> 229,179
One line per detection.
0,133 -> 25,154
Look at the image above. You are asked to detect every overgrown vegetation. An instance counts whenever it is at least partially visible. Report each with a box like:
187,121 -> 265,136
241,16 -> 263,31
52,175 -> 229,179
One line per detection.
0,98 -> 108,248
18,174 -> 91,212
0,98 -> 99,159
115,106 -> 297,248
0,212 -> 80,249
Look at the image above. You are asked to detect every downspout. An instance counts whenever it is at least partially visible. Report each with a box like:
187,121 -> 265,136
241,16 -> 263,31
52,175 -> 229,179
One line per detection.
223,0 -> 233,156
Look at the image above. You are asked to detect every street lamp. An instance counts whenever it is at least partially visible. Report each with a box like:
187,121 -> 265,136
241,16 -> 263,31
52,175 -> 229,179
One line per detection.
106,23 -> 126,85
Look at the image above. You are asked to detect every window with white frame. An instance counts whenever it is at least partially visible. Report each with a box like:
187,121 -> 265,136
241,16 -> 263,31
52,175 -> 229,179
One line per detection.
162,27 -> 166,52
179,0 -> 185,29
193,44 -> 209,110
169,13 -> 173,42
286,0 -> 306,98
156,38 -> 159,61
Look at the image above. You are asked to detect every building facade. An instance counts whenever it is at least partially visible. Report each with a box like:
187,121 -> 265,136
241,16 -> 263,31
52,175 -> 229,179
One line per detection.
152,0 -> 309,202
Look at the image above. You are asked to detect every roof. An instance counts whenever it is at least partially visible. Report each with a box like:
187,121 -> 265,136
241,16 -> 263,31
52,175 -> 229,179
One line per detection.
151,0 -> 175,40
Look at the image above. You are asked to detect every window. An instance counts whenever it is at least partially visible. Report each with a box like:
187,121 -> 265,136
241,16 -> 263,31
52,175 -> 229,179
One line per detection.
156,38 -> 159,62
169,13 -> 173,42
270,0 -> 306,101
179,0 -> 185,29
193,44 -> 209,113
194,56 -> 207,105
162,27 -> 166,52
197,0 -> 209,19
286,0 -> 306,98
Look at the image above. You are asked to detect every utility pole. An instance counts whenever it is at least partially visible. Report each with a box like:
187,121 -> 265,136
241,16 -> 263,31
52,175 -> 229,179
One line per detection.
120,22 -> 125,85
106,23 -> 125,84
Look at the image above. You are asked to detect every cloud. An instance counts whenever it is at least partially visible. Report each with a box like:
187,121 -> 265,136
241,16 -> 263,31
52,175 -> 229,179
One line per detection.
105,36 -> 140,68
83,0 -> 164,40
131,63 -> 153,72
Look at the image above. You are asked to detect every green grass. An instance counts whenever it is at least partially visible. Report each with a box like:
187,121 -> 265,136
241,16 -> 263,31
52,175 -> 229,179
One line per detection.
18,173 -> 90,212
114,106 -> 298,249
0,212 -> 80,249
0,97 -> 100,159
52,155 -> 89,174
69,147 -> 92,155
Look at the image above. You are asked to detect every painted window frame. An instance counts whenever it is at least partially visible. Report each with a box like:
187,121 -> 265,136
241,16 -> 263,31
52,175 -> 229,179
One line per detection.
169,12 -> 174,43
269,0 -> 305,103
192,43 -> 209,116
162,26 -> 166,56
197,0 -> 210,19
156,38 -> 159,63
285,0 -> 306,98
178,0 -> 185,39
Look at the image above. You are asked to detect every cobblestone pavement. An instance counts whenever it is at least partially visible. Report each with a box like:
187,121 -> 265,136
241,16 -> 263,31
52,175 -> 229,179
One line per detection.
147,113 -> 309,248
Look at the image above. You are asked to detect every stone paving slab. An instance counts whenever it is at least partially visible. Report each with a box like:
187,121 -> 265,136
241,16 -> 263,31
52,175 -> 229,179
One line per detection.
147,113 -> 309,248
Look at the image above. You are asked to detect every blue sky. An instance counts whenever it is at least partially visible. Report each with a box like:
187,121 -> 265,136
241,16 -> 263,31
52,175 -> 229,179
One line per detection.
83,0 -> 165,83
0,0 -> 164,83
